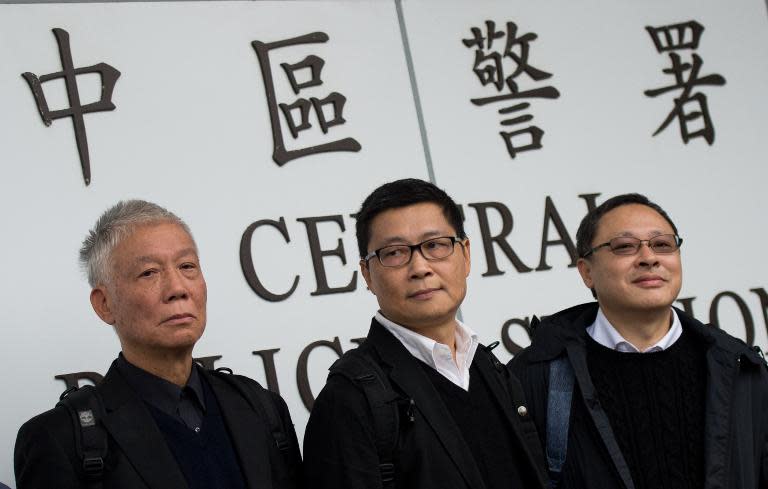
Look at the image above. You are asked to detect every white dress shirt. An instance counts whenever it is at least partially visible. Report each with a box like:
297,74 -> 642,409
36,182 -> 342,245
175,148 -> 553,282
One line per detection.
376,311 -> 479,391
586,307 -> 682,353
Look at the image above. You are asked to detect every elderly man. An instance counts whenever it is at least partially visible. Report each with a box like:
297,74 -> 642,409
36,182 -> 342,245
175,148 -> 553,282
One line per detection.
15,200 -> 302,489
511,193 -> 768,489
303,178 -> 547,489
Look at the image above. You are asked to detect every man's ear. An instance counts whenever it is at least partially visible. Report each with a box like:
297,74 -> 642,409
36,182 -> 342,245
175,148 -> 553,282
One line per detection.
461,238 -> 471,277
90,287 -> 116,325
576,258 -> 594,289
360,260 -> 376,295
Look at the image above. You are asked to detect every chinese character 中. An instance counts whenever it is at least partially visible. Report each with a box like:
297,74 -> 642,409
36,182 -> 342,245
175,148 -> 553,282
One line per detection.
463,20 -> 560,158
252,32 -> 361,166
644,21 -> 726,145
22,28 -> 121,186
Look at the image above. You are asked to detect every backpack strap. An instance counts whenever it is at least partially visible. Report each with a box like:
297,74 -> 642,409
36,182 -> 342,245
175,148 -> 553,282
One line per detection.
57,385 -> 108,489
209,368 -> 291,452
329,350 -> 401,488
546,354 -> 575,488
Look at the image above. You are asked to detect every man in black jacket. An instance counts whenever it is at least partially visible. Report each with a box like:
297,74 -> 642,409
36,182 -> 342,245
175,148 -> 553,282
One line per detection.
511,193 -> 768,489
303,178 -> 547,489
15,200 -> 302,489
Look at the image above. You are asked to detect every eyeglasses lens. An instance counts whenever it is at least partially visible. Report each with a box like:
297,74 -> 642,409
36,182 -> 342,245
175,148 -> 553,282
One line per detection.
608,234 -> 679,255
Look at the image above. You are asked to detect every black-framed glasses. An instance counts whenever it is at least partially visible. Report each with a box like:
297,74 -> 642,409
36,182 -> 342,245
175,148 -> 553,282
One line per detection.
363,236 -> 462,268
582,234 -> 683,258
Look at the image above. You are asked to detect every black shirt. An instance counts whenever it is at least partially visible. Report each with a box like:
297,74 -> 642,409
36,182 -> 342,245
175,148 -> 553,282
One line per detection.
115,353 -> 206,431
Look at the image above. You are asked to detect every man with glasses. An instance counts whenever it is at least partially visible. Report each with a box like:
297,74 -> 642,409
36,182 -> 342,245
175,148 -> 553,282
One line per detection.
303,178 -> 547,489
511,193 -> 768,489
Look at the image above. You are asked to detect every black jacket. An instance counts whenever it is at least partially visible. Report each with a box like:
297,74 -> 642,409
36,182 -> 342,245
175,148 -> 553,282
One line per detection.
303,319 -> 548,489
15,360 -> 302,489
510,302 -> 768,489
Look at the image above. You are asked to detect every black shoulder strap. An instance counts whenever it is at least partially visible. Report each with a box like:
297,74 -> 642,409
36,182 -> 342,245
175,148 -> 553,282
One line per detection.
546,354 -> 575,488
209,368 -> 290,452
57,385 -> 108,489
329,351 -> 401,488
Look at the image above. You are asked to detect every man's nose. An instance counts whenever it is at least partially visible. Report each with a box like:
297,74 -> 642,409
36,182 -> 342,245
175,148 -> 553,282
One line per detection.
164,270 -> 189,301
636,241 -> 660,267
408,247 -> 434,278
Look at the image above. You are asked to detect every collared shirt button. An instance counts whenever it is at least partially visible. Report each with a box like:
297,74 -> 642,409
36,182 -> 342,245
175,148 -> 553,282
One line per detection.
517,405 -> 528,417
194,426 -> 201,433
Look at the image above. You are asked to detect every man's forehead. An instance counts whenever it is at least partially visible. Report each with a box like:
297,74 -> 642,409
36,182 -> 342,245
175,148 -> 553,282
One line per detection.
596,204 -> 674,236
114,223 -> 197,261
369,203 -> 455,244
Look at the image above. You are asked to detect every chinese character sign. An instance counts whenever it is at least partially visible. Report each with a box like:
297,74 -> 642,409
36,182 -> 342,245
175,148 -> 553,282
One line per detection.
644,21 -> 726,145
22,28 -> 120,186
252,32 -> 361,166
463,20 -> 560,159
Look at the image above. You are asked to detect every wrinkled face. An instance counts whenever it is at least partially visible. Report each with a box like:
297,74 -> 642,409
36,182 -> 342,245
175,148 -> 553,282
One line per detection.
577,204 -> 682,317
91,222 -> 207,357
361,202 -> 470,333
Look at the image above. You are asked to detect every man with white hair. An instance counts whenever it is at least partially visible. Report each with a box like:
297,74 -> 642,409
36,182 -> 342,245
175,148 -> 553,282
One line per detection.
15,200 -> 302,489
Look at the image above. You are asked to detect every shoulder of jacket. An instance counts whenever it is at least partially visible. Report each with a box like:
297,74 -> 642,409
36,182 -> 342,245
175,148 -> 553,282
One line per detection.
535,302 -> 596,328
515,303 -> 596,363
19,403 -> 72,433
678,309 -> 767,367
329,346 -> 384,381
209,368 -> 281,394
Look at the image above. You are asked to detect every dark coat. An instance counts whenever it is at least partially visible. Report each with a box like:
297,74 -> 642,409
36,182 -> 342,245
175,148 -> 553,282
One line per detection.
14,360 -> 302,489
303,319 -> 548,489
510,302 -> 768,489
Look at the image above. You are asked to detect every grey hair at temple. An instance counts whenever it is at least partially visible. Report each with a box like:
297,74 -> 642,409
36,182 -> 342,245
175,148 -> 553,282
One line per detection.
79,200 -> 194,287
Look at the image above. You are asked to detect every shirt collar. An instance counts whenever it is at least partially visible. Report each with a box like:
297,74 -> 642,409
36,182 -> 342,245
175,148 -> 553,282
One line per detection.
587,307 -> 682,353
375,311 -> 479,390
116,353 -> 206,415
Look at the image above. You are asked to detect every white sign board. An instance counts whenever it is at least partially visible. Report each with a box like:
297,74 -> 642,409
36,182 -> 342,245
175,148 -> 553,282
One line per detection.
1,1 -> 767,486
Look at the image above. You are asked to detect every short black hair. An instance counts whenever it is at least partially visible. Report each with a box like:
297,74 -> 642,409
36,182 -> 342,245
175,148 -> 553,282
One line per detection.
576,193 -> 679,259
355,178 -> 465,258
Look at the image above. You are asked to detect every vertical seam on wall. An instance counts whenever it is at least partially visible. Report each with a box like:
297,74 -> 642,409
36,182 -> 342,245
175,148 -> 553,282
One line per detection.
395,0 -> 436,186
395,0 -> 464,323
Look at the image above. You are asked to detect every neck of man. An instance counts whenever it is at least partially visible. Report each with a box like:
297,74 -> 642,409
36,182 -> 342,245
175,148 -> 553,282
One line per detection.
405,318 -> 459,362
600,305 -> 673,352
122,347 -> 194,387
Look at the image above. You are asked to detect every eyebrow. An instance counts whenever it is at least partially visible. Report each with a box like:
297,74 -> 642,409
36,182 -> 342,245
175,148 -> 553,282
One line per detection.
613,230 -> 667,238
133,247 -> 199,265
375,230 -> 449,248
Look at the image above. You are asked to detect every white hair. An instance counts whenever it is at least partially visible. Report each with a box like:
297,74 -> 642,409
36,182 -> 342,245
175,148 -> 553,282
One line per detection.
79,200 -> 195,287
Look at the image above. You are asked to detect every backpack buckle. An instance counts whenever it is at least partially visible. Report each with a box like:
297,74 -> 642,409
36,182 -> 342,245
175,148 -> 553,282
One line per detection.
379,462 -> 395,482
83,457 -> 104,478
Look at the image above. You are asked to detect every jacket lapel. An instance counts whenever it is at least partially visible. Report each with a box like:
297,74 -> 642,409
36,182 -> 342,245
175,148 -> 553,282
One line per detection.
202,371 -> 274,489
473,351 -> 548,488
98,364 -> 189,489
369,321 -> 487,489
